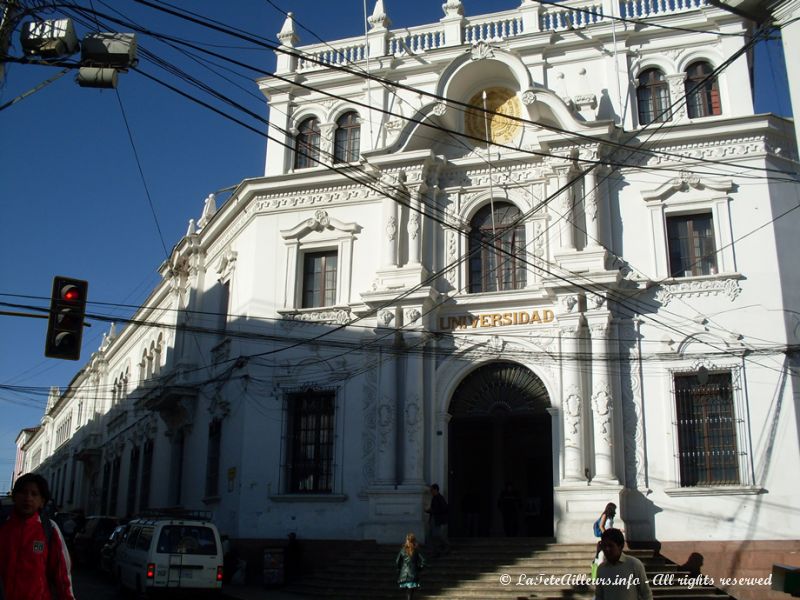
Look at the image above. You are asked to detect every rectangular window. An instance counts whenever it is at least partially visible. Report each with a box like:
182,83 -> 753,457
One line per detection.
109,456 -> 121,515
286,390 -> 335,493
100,462 -> 111,514
667,213 -> 717,277
218,281 -> 230,337
675,372 -> 740,486
302,251 -> 338,308
139,440 -> 153,510
205,419 -> 222,497
126,446 -> 140,516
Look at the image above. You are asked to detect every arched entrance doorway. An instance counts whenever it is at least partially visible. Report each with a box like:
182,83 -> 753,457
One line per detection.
448,362 -> 554,537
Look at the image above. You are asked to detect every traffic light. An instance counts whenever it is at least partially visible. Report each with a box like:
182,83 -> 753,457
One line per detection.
44,276 -> 88,360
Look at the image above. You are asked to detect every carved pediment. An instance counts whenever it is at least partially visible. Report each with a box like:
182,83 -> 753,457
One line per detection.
280,209 -> 362,241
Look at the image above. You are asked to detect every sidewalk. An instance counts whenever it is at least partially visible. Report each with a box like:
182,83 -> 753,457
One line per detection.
224,583 -> 315,600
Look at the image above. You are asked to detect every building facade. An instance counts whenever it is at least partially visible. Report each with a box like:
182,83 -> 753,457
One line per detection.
17,0 -> 799,562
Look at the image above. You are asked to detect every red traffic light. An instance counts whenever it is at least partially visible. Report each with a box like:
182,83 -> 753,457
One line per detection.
61,285 -> 82,302
45,276 -> 89,361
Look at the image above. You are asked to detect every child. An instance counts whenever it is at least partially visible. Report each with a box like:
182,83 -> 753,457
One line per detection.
0,473 -> 75,600
395,532 -> 426,600
594,502 -> 617,567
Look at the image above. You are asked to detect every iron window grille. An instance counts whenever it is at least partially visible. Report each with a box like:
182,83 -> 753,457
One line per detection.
205,419 -> 222,498
468,202 -> 527,293
674,371 -> 742,486
667,213 -> 718,277
285,390 -> 336,493
139,439 -> 153,510
126,446 -> 140,516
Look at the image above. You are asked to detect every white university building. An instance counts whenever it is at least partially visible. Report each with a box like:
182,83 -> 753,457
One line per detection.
15,0 -> 800,581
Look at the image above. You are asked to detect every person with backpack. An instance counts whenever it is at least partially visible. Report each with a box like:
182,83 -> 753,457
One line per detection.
0,473 -> 76,600
592,502 -> 617,578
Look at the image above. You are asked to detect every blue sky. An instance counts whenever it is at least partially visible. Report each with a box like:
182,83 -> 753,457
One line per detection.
0,1 -> 791,492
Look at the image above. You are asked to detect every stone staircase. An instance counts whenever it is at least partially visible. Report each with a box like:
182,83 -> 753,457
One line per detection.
285,538 -> 734,600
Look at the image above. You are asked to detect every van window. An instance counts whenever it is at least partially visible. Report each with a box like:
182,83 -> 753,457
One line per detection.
126,526 -> 141,548
136,527 -> 154,551
156,525 -> 218,555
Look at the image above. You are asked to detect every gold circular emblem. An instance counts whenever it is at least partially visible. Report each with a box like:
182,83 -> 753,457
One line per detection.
465,88 -> 521,145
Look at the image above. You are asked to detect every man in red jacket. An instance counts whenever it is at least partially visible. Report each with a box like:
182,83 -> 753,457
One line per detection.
0,473 -> 75,600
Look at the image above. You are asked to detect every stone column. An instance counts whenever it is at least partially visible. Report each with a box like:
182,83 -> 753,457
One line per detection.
375,327 -> 398,485
588,316 -> 617,483
382,194 -> 399,268
554,165 -> 575,251
402,329 -> 425,485
407,185 -> 423,265
560,317 -> 585,483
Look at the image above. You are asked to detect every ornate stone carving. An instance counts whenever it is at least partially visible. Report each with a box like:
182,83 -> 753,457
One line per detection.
432,102 -> 447,116
573,93 -> 597,109
521,90 -> 537,106
587,294 -> 606,310
405,394 -> 421,442
561,295 -> 579,313
591,383 -> 613,447
488,336 -> 505,353
443,0 -> 463,17
378,309 -> 395,327
407,212 -> 420,240
386,215 -> 397,241
283,309 -> 352,325
563,384 -> 582,448
470,41 -> 495,61
404,308 -> 421,324
656,278 -> 741,306
361,364 -> 378,483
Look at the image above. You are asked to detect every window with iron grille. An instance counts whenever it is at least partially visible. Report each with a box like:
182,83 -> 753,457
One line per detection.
126,446 -> 139,516
667,213 -> 717,277
685,61 -> 721,119
675,372 -> 740,486
205,419 -> 222,497
468,202 -> 527,293
109,456 -> 121,514
294,117 -> 321,169
139,439 -> 153,510
100,461 -> 110,514
286,390 -> 335,493
637,68 -> 671,125
334,111 -> 360,163
302,250 -> 338,308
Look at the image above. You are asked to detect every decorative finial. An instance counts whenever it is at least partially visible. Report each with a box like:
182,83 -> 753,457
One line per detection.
278,12 -> 298,47
442,0 -> 463,17
198,193 -> 217,228
368,0 -> 391,30
186,218 -> 196,236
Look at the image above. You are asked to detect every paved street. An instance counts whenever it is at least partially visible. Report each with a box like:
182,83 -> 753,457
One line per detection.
71,567 -> 312,600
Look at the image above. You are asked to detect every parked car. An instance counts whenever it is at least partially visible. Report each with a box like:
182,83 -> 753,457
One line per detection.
115,515 -> 223,594
100,523 -> 130,575
72,516 -> 120,567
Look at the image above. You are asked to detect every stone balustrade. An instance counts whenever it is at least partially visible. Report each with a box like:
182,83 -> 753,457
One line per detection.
289,0 -> 710,73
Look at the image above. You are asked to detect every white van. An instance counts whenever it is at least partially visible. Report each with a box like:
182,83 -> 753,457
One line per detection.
115,515 -> 224,595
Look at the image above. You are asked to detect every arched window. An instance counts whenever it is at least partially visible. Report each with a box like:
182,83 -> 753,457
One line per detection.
685,61 -> 721,119
294,117 -> 320,169
334,111 -> 360,163
637,69 -> 670,125
468,202 -> 527,293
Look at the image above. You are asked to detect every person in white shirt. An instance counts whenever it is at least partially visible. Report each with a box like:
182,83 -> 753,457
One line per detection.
595,528 -> 653,600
